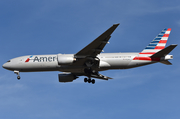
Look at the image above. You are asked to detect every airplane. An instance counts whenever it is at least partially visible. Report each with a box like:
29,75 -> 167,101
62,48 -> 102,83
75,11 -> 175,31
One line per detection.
2,24 -> 177,84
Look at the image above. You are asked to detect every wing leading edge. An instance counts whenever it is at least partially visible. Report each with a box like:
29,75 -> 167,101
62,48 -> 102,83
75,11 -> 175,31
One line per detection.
75,23 -> 120,58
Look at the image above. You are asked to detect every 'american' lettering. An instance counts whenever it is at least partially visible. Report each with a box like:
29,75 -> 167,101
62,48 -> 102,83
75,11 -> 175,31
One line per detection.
33,56 -> 56,62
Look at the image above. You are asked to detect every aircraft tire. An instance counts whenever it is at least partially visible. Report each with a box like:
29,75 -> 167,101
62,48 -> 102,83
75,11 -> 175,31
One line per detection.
84,78 -> 88,83
88,79 -> 91,83
92,79 -> 95,84
17,76 -> 20,80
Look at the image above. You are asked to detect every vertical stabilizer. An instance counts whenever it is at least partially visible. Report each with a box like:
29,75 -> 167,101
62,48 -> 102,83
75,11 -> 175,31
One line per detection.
140,28 -> 171,57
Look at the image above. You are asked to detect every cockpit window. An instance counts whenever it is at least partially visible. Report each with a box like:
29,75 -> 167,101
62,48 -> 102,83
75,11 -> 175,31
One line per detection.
7,60 -> 10,62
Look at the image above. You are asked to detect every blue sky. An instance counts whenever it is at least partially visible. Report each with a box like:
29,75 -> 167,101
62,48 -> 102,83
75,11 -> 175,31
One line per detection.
1,0 -> 180,119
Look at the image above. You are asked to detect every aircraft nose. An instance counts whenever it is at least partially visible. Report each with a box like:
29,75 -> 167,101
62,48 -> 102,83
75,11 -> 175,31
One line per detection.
2,63 -> 8,69
2,62 -> 11,70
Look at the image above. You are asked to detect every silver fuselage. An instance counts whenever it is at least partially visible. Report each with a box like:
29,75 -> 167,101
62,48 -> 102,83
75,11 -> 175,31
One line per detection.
2,53 -> 158,74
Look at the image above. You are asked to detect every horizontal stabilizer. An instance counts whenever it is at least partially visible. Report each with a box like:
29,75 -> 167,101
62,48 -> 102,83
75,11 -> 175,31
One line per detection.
160,60 -> 172,65
151,44 -> 177,58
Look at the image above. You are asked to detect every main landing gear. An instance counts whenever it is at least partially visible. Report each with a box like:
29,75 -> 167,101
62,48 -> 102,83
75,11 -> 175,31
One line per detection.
84,78 -> 95,84
14,70 -> 20,80
84,68 -> 97,84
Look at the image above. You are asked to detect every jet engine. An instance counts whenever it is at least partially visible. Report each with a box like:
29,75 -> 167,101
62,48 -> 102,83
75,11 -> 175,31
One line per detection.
58,73 -> 78,82
57,54 -> 76,65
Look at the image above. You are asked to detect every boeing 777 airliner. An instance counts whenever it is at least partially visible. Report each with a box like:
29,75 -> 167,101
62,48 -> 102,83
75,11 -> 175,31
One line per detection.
2,24 -> 177,84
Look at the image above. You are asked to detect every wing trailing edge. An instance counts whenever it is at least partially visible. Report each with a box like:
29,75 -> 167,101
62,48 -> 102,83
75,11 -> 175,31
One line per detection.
89,73 -> 113,80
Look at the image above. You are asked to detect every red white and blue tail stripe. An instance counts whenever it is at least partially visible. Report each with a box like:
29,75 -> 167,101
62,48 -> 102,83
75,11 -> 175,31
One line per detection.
133,28 -> 171,61
140,28 -> 171,56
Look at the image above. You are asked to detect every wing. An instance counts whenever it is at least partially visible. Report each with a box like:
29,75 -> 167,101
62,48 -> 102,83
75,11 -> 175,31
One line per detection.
90,73 -> 113,80
72,24 -> 119,81
75,24 -> 119,58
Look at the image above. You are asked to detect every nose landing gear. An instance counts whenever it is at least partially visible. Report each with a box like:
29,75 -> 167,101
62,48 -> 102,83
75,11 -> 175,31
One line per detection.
14,70 -> 20,80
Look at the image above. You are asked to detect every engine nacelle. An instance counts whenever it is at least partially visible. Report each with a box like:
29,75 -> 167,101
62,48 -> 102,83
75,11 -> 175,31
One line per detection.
57,54 -> 76,65
58,73 -> 77,82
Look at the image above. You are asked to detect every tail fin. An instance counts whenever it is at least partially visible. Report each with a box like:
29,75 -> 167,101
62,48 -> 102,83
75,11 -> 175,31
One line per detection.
140,28 -> 171,56
134,28 -> 177,64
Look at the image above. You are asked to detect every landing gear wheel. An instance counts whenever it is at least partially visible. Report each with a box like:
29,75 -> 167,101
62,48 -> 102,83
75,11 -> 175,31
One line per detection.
84,78 -> 88,83
88,79 -> 91,83
92,79 -> 95,84
17,76 -> 20,80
